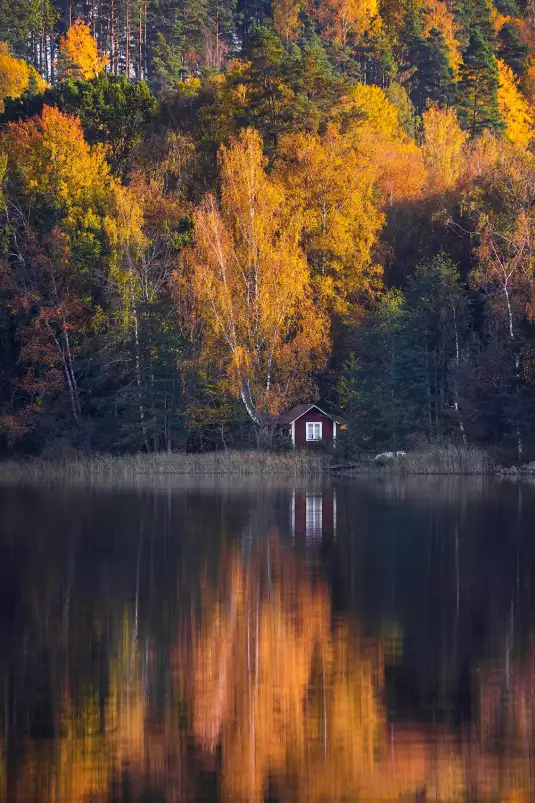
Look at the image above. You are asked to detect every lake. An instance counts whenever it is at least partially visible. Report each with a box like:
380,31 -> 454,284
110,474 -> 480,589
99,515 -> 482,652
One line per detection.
0,475 -> 534,802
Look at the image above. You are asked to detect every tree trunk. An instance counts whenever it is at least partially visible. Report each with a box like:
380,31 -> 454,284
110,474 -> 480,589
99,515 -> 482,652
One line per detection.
138,2 -> 143,79
110,0 -> 119,75
240,379 -> 260,426
125,0 -> 131,78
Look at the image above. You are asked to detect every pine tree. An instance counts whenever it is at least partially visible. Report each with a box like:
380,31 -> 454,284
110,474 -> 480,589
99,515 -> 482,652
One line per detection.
494,0 -> 521,14
497,21 -> 528,78
457,28 -> 504,135
453,0 -> 496,47
409,27 -> 456,113
0,0 -> 56,74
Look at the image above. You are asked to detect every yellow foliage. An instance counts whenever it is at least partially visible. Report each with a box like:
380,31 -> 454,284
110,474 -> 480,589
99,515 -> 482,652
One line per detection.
340,82 -> 403,139
57,18 -> 109,81
315,0 -> 381,46
422,104 -> 468,190
0,105 -> 145,281
183,127 -> 329,420
176,75 -> 202,98
0,42 -> 46,111
497,59 -> 534,149
275,124 -> 384,316
335,83 -> 427,207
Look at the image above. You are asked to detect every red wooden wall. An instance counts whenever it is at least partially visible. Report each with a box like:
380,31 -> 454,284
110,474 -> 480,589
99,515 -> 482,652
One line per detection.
294,410 -> 334,448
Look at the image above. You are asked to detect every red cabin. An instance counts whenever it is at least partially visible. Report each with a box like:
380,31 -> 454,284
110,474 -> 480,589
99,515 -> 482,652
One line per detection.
279,404 -> 342,450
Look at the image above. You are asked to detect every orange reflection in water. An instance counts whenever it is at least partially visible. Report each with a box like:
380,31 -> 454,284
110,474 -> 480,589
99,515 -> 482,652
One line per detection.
5,528 -> 535,802
190,533 -> 535,803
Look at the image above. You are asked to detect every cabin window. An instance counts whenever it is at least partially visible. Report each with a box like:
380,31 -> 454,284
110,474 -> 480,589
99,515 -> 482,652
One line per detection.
306,421 -> 322,441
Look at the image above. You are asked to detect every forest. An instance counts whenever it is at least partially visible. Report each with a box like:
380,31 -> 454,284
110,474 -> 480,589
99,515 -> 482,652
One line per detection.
2,0 -> 535,457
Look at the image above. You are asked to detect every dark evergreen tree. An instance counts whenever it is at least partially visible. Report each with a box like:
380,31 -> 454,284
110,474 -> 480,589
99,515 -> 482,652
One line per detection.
236,0 -> 271,51
494,0 -> 521,14
456,28 -> 504,136
453,0 -> 496,47
338,290 -> 430,449
150,0 -> 238,87
338,255 -> 470,449
409,27 -> 456,113
497,21 -> 528,77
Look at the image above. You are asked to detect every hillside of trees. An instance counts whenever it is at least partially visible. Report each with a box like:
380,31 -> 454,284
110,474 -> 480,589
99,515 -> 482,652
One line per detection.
2,0 -> 535,456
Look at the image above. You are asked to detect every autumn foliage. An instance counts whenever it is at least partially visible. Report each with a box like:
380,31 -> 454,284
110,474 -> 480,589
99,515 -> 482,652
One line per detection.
0,42 -> 46,112
184,128 -> 329,422
3,0 -> 535,452
57,19 -> 109,81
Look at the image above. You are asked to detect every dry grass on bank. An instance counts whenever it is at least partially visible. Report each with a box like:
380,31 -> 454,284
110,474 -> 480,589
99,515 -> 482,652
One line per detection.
0,450 -> 326,483
383,447 -> 495,475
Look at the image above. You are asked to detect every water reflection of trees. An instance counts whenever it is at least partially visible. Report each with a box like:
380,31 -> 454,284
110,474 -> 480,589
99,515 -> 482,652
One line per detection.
189,541 -> 535,801
191,535 -> 384,801
4,525 -> 535,801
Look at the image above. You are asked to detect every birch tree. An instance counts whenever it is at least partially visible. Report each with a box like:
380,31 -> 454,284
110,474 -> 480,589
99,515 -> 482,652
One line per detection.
473,213 -> 535,460
184,127 -> 328,426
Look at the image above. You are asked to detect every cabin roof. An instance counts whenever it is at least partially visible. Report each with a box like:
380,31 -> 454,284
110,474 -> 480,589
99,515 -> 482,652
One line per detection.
279,404 -> 342,424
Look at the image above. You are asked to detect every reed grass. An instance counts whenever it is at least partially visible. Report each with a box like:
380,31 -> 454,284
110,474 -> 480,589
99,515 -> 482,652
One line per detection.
0,450 -> 326,484
382,446 -> 495,475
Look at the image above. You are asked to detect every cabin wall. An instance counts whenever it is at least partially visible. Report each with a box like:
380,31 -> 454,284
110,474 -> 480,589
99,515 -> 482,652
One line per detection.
294,411 -> 334,449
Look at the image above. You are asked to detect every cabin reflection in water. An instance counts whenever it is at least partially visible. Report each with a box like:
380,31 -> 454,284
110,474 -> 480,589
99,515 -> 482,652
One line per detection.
291,488 -> 336,545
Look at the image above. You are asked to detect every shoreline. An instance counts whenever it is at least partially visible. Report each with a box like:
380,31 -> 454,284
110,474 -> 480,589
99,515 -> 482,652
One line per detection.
0,446 -> 530,483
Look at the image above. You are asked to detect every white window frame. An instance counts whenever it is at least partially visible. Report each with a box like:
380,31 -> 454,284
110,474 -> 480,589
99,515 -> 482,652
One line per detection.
306,421 -> 323,441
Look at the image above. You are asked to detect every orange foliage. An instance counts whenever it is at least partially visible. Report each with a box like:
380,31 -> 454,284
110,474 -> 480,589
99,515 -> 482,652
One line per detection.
370,134 -> 428,205
192,535 -> 386,802
336,83 -> 428,207
11,524 -> 535,802
57,18 -> 109,81
2,106 -> 110,212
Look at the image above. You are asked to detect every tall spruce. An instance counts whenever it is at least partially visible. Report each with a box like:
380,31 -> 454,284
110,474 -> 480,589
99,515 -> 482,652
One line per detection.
497,21 -> 528,78
409,27 -> 456,113
457,27 -> 504,135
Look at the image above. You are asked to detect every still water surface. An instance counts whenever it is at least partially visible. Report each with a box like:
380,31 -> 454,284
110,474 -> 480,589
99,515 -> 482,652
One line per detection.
0,475 -> 534,802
